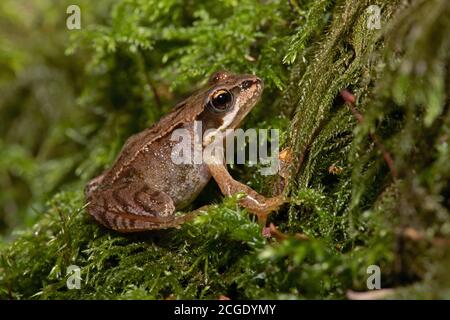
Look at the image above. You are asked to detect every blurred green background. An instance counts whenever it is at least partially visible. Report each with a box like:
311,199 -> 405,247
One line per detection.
0,0 -> 93,238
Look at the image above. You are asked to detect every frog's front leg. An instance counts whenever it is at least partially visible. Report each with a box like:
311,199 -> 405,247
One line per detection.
85,180 -> 195,232
207,163 -> 286,225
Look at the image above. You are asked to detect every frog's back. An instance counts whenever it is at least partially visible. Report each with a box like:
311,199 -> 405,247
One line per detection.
95,121 -> 210,209
100,92 -> 206,187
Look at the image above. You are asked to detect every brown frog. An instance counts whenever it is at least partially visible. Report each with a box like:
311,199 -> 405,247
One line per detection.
85,71 -> 285,232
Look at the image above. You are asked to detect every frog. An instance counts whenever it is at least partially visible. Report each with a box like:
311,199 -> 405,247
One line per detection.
85,71 -> 286,233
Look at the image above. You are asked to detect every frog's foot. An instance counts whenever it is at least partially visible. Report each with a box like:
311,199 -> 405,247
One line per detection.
240,194 -> 286,226
170,205 -> 210,229
278,147 -> 293,180
86,180 -> 184,233
207,163 -> 288,226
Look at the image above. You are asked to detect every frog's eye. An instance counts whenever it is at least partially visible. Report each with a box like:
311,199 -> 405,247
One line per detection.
209,89 -> 233,112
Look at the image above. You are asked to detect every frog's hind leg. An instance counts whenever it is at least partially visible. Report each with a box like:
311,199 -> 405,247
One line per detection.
84,173 -> 106,196
86,180 -> 191,232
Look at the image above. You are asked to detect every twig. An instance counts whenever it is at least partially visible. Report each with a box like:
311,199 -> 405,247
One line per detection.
347,289 -> 395,300
136,51 -> 162,109
142,68 -> 162,109
402,227 -> 450,247
288,0 -> 303,15
291,119 -> 327,185
341,89 -> 398,179
263,223 -> 309,241
8,283 -> 12,300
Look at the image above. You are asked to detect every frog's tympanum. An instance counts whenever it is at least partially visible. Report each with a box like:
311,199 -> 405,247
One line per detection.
85,71 -> 285,232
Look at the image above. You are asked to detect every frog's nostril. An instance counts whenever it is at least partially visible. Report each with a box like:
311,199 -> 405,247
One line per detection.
241,80 -> 254,90
256,77 -> 264,88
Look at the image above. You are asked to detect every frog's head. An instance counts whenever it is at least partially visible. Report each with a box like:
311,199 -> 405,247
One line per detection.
199,71 -> 264,144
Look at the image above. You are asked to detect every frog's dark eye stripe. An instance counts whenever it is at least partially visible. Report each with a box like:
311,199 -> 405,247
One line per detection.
209,89 -> 233,112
